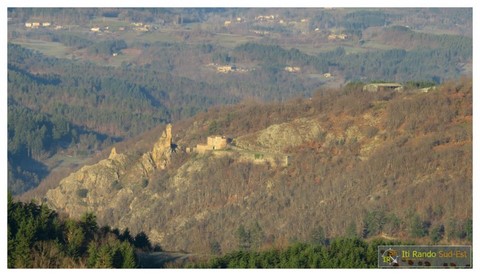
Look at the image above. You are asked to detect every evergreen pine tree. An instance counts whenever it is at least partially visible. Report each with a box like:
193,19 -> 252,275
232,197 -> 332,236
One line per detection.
121,242 -> 137,268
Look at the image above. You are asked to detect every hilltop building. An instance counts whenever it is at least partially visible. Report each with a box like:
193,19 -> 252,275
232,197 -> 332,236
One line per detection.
196,136 -> 229,153
25,22 -> 41,28
328,33 -> 348,40
363,83 -> 404,92
284,66 -> 301,73
255,15 -> 276,21
216,65 -> 237,73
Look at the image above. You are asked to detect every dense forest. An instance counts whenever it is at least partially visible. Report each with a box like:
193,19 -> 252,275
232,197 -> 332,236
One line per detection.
7,195 -> 158,268
7,99 -> 115,194
7,43 -> 211,137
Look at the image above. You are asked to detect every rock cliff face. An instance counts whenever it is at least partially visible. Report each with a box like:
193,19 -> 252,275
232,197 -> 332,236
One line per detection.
151,123 -> 173,169
235,118 -> 326,153
45,124 -> 173,220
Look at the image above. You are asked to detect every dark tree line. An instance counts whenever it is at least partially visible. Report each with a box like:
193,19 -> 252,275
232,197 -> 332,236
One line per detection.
8,195 -> 156,268
188,238 -> 400,268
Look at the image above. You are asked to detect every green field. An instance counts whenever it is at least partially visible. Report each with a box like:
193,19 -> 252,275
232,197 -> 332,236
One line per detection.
11,39 -> 73,59
212,33 -> 260,49
361,40 -> 398,51
120,29 -> 182,45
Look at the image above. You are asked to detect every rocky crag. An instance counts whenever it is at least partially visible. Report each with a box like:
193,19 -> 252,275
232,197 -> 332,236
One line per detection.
46,124 -> 173,221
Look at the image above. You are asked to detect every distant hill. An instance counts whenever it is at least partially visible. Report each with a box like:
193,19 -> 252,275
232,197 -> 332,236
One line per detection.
363,25 -> 472,52
37,78 -> 472,254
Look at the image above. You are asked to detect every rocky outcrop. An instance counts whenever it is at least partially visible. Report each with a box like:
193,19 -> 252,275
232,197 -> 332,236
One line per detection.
45,153 -> 128,216
45,124 -> 173,219
235,118 -> 325,153
151,124 -> 173,169
108,147 -> 118,159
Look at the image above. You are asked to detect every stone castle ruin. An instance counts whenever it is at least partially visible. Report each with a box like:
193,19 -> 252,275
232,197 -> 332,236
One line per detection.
196,135 -> 229,153
188,134 -> 289,167
107,125 -> 289,170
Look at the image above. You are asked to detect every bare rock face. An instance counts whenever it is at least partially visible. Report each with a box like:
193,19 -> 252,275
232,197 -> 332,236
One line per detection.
45,124 -> 173,221
151,124 -> 173,169
235,118 -> 325,153
46,154 -> 128,218
108,147 -> 118,159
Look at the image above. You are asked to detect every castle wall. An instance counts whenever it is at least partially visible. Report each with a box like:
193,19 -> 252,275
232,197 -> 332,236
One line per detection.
194,136 -> 228,154
196,144 -> 214,154
207,136 -> 228,150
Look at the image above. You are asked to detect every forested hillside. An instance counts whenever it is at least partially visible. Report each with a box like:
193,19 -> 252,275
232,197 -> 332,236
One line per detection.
233,35 -> 471,82
41,78 -> 472,255
7,43 -> 223,138
7,101 -> 113,194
